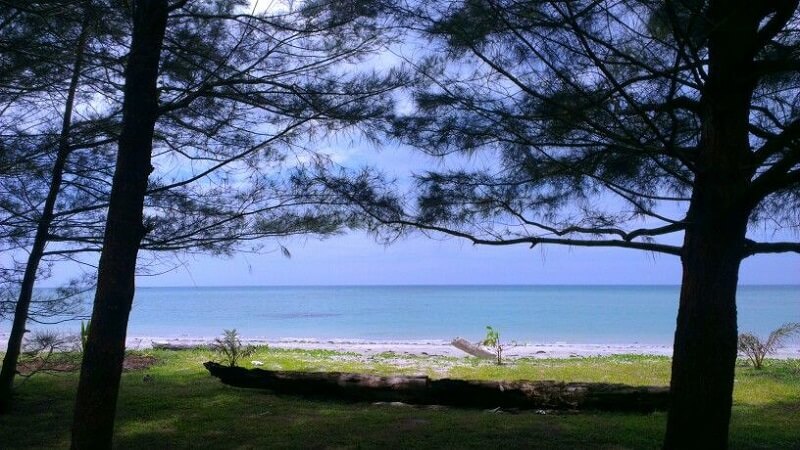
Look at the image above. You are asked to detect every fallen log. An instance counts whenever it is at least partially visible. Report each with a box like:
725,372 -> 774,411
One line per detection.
151,341 -> 206,350
451,337 -> 494,359
203,362 -> 668,412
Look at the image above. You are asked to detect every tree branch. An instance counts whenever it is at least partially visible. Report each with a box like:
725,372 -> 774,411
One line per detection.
396,219 -> 683,256
755,0 -> 800,49
743,239 -> 800,257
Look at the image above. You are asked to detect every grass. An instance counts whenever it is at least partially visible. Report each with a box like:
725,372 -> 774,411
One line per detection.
1,348 -> 798,449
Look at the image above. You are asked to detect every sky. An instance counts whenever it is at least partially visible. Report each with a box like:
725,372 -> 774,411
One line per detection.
36,129 -> 800,288
42,134 -> 799,290
32,1 -> 800,288
120,231 -> 799,287
127,135 -> 795,288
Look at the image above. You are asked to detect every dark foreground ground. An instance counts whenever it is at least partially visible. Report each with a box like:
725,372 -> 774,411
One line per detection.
1,348 -> 798,449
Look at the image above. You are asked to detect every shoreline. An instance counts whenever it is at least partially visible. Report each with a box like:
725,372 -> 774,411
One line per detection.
3,332 -> 798,359
125,336 -> 800,359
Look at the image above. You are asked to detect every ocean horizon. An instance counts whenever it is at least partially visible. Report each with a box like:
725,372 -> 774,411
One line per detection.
3,284 -> 798,346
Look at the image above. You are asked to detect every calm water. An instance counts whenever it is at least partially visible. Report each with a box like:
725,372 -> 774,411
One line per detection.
5,285 -> 798,345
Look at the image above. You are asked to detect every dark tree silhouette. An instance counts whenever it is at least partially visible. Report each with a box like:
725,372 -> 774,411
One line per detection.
310,1 -> 800,448
70,2 -> 170,446
1,0 -> 389,416
68,0 -> 394,447
0,0 -> 94,413
0,0 -> 138,411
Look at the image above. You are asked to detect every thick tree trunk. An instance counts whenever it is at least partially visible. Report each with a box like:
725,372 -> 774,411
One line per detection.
663,212 -> 747,449
663,3 -> 758,448
0,10 -> 90,414
70,1 -> 168,448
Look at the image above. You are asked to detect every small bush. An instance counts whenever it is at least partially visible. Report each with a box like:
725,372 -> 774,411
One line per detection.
23,330 -> 69,356
482,325 -> 503,365
211,329 -> 256,367
17,330 -> 79,382
79,320 -> 90,352
738,322 -> 800,369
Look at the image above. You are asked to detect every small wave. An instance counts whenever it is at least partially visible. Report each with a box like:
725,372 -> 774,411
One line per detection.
258,312 -> 342,319
275,337 -> 451,346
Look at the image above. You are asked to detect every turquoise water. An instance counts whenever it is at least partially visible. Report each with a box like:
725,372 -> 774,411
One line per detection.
6,285 -> 796,345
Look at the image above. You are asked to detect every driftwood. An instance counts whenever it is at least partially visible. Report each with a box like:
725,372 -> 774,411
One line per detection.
151,341 -> 207,350
204,362 -> 668,412
451,337 -> 494,359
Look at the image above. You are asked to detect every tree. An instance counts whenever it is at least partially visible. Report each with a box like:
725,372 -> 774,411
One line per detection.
738,322 -> 800,369
0,0 -> 94,413
0,0 -> 131,412
70,3 -> 170,444
1,0 -> 387,415
69,0 -> 393,447
313,1 -> 800,448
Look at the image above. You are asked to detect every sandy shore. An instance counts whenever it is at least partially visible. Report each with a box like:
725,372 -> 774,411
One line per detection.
2,332 -> 797,359
121,336 -> 800,359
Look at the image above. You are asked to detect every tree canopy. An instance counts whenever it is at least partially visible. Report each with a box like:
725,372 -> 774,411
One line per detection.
318,0 -> 800,258
307,1 -> 800,448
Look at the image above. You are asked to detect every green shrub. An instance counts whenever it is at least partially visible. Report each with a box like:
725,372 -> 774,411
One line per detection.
211,329 -> 256,367
482,325 -> 503,365
79,320 -> 90,353
738,322 -> 800,369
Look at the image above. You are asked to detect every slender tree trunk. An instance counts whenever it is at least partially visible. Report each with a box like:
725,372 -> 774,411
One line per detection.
0,9 -> 91,414
664,3 -> 758,448
70,1 -> 168,448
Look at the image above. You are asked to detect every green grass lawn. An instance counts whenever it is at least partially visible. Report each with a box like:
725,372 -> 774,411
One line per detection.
1,348 -> 798,449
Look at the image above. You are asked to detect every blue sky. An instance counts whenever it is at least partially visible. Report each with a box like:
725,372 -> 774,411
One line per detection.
34,22 -> 800,289
39,136 -> 800,288
131,137 -> 794,287
123,231 -> 796,286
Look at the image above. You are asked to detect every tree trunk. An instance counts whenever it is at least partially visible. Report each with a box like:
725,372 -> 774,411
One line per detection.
663,211 -> 747,449
0,9 -> 90,414
663,3 -> 758,448
70,1 -> 168,448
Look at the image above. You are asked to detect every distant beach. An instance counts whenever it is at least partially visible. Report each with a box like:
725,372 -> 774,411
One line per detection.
1,332 -> 799,359
129,336 -> 797,359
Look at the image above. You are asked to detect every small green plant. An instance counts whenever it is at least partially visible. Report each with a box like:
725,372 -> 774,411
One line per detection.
738,322 -> 800,369
211,329 -> 256,367
79,320 -> 91,352
17,330 -> 78,384
482,325 -> 503,365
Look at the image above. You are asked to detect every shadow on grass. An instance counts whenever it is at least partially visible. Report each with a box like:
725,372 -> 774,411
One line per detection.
1,358 -> 798,450
107,393 -> 800,450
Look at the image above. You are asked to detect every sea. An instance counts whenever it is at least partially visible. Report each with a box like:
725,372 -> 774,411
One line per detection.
3,285 -> 798,346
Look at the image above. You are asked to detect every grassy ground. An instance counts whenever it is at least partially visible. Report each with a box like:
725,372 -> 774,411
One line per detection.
1,348 -> 798,449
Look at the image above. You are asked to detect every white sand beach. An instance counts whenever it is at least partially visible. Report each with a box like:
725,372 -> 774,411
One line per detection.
1,331 -> 797,359
123,335 -> 800,359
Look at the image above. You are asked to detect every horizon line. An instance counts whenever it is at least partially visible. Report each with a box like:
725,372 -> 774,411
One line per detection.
37,283 -> 800,289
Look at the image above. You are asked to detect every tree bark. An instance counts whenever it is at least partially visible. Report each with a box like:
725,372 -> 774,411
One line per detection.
0,7 -> 90,414
663,2 -> 758,448
664,209 -> 747,450
70,1 -> 168,448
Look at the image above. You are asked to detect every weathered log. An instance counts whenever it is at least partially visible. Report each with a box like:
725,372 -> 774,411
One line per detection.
203,362 -> 668,412
451,337 -> 494,359
151,341 -> 206,350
